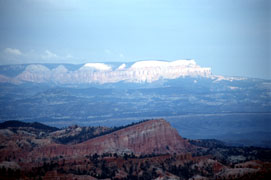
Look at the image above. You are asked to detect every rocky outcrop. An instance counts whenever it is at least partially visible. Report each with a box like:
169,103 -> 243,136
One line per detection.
32,119 -> 194,158
80,118 -> 193,155
1,120 -> 270,179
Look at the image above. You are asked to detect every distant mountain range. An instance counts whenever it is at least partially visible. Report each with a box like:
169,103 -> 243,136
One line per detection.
0,60 -> 212,84
0,60 -> 270,148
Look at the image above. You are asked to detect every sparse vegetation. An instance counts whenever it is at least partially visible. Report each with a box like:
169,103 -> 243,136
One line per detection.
0,120 -> 270,179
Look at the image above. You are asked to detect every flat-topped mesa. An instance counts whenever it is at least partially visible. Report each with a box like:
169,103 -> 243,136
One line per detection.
31,119 -> 194,159
130,59 -> 197,69
14,60 -> 212,84
127,60 -> 211,82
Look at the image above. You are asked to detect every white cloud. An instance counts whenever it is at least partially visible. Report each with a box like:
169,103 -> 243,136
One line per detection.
42,50 -> 58,59
41,50 -> 75,62
0,48 -> 77,64
4,48 -> 22,56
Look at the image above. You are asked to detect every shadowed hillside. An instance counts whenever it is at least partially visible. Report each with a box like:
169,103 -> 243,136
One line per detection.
0,119 -> 270,179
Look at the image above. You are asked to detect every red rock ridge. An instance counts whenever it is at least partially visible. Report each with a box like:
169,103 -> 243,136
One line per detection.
31,119 -> 194,159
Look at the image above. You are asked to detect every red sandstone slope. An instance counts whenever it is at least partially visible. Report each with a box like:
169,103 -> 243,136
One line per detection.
32,119 -> 194,158
79,118 -> 193,155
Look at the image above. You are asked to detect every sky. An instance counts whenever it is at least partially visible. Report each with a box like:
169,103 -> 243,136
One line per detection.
0,0 -> 270,79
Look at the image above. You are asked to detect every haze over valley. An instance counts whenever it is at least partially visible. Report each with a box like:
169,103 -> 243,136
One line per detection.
0,60 -> 270,147
0,0 -> 270,179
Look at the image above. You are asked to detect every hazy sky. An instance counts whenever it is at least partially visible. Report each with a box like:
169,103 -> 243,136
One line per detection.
0,0 -> 270,79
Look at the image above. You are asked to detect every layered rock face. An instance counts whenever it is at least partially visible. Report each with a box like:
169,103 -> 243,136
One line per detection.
14,60 -> 211,84
33,119 -> 193,158
79,118 -> 193,155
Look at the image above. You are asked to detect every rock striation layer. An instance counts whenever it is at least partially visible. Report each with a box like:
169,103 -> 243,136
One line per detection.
14,60 -> 211,84
32,119 -> 193,158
